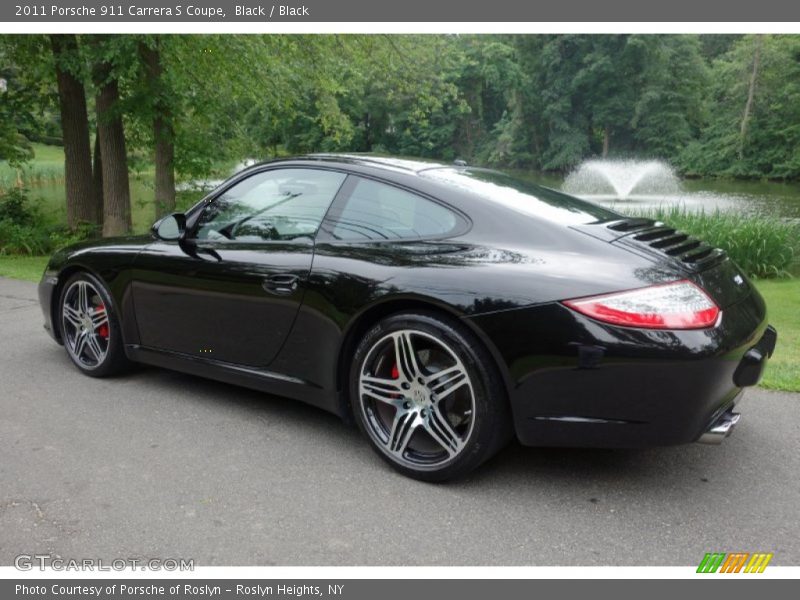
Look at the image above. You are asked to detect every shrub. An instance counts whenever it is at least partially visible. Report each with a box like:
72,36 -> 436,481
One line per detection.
0,220 -> 51,255
631,206 -> 799,279
0,188 -> 92,256
0,187 -> 38,225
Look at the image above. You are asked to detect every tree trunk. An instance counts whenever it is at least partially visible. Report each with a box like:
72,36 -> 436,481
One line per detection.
92,130 -> 104,231
531,128 -> 542,166
93,58 -> 132,237
602,125 -> 610,158
139,39 -> 176,218
739,36 -> 762,160
153,113 -> 176,217
50,35 -> 96,231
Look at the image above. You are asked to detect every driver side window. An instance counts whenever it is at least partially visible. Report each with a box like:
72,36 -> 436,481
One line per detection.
194,168 -> 346,242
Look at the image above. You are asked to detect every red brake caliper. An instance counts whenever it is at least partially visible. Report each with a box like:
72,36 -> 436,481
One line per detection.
390,363 -> 401,398
96,304 -> 109,340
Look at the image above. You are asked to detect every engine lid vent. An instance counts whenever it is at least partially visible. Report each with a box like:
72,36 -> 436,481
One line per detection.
605,218 -> 727,271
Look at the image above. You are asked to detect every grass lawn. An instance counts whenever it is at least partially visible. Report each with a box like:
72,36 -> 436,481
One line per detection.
0,255 -> 48,282
756,278 -> 800,392
0,254 -> 797,392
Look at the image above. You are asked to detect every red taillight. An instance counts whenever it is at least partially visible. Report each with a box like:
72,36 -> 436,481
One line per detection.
563,280 -> 720,330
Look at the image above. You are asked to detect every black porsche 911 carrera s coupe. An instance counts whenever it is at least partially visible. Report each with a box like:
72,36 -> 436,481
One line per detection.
38,155 -> 777,480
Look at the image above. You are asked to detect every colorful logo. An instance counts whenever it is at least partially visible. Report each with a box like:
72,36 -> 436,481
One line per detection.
697,552 -> 773,573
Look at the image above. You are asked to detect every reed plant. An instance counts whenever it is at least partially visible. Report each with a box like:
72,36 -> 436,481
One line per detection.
631,206 -> 798,279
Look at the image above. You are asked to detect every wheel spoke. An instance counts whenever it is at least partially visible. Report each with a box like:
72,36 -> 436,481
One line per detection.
361,375 -> 405,407
387,409 -> 419,456
393,331 -> 421,381
77,281 -> 90,314
72,330 -> 88,359
91,308 -> 108,328
85,334 -> 104,362
63,305 -> 82,329
427,364 -> 469,401
423,406 -> 463,457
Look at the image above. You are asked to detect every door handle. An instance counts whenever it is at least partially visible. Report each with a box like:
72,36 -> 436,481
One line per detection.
262,274 -> 299,295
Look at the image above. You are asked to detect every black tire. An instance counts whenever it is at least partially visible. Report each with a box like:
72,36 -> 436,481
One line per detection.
350,311 -> 511,482
57,271 -> 132,377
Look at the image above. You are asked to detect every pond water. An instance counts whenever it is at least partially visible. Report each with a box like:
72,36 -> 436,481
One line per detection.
520,161 -> 800,221
25,163 -> 800,234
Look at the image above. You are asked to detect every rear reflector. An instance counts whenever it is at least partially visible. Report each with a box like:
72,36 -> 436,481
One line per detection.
563,280 -> 720,329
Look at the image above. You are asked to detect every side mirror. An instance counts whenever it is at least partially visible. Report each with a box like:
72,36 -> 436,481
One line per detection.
152,213 -> 186,241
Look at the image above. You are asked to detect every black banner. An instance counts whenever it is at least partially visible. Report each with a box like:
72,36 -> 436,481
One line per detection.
4,579 -> 798,600
2,0 -> 800,22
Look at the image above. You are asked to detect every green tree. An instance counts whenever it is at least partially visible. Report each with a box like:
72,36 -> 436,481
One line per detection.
50,34 -> 101,230
138,36 -> 175,217
89,35 -> 136,236
680,35 -> 800,178
0,41 -> 38,168
631,35 -> 708,158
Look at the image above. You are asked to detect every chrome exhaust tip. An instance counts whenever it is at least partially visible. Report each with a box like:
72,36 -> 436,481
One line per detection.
697,411 -> 741,445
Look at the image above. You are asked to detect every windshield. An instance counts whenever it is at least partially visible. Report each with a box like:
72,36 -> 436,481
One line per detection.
421,167 -> 618,225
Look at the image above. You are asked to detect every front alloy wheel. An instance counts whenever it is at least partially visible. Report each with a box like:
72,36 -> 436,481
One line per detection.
61,279 -> 110,368
58,272 -> 131,377
352,312 -> 510,481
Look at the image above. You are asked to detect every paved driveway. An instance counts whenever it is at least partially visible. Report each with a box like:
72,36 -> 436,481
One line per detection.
1,277 -> 798,566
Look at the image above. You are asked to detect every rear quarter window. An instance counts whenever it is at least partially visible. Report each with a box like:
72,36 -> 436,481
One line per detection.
327,177 -> 461,241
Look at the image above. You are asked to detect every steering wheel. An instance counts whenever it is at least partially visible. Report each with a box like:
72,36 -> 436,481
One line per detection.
229,215 -> 280,240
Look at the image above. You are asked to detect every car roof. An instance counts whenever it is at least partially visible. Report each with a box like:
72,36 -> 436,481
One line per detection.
197,153 -> 627,249
250,153 -> 450,176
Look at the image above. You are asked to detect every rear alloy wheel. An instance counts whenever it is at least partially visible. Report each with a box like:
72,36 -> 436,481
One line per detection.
351,312 -> 510,481
59,272 -> 130,377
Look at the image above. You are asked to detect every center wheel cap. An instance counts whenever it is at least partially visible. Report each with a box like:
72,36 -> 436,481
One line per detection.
411,387 -> 427,407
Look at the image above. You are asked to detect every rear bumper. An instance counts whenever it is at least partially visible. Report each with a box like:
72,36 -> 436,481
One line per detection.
694,323 -> 776,445
468,288 -> 774,448
733,324 -> 776,387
